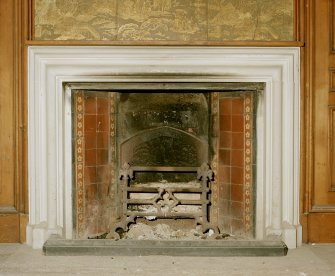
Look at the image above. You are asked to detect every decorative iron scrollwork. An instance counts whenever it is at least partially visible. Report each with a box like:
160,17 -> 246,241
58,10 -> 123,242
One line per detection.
108,162 -> 219,239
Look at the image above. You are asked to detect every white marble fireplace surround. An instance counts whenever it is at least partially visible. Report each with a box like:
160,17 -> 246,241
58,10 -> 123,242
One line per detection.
27,46 -> 301,249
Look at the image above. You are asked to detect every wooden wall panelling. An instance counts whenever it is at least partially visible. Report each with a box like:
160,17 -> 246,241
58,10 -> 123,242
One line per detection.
304,0 -> 315,240
0,0 -> 15,210
329,69 -> 335,91
300,44 -> 309,242
308,213 -> 335,242
21,0 -> 31,216
331,0 -> 335,53
302,0 -> 335,243
298,0 -> 308,243
0,0 -> 19,242
19,0 -> 30,238
0,0 -> 27,242
327,0 -> 335,202
295,0 -> 305,42
328,1 -> 335,197
312,0 -> 331,207
14,0 -> 28,242
329,106 -> 335,191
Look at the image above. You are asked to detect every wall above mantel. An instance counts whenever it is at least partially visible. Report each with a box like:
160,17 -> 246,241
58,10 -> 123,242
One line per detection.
34,0 -> 295,42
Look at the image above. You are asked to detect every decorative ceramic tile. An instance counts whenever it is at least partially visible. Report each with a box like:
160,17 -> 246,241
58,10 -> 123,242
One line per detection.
211,92 -> 219,225
74,92 -> 85,238
208,0 -> 294,41
109,92 -> 116,197
244,94 -> 253,233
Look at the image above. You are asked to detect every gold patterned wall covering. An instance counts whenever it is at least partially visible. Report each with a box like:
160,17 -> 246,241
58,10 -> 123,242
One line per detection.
34,0 -> 294,41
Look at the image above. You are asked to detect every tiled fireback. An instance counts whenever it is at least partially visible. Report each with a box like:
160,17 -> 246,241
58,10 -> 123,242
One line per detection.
72,90 -> 257,238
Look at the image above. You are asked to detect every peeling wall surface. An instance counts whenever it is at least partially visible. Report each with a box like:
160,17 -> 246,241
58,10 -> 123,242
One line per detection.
34,0 -> 294,41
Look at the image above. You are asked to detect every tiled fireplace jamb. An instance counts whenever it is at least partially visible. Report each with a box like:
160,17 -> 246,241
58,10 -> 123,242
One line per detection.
27,46 -> 301,249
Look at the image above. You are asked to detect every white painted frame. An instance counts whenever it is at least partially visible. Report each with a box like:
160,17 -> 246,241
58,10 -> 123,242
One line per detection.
27,46 -> 301,249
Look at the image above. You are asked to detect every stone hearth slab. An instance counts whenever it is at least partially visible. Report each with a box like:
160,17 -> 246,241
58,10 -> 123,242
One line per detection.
43,238 -> 288,257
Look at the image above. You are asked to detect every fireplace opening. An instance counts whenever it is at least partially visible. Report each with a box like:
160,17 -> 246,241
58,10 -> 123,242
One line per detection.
71,83 -> 260,241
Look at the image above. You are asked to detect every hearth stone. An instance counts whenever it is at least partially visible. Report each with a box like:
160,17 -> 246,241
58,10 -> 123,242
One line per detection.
43,236 -> 288,257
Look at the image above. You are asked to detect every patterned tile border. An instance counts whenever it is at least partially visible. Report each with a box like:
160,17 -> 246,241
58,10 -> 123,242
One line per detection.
110,92 -> 116,195
211,92 -> 219,226
74,91 -> 85,238
244,94 -> 253,233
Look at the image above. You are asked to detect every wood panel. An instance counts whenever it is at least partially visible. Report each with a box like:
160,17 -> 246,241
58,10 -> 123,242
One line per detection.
308,213 -> 335,242
0,214 -> 20,243
329,69 -> 335,91
312,0 -> 332,206
330,0 -> 335,53
303,0 -> 335,243
329,106 -> 335,191
25,40 -> 305,47
0,0 -> 16,211
0,0 -> 27,242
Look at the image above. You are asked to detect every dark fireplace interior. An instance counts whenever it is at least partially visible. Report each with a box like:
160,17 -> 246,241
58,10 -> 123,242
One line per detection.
72,83 -> 260,240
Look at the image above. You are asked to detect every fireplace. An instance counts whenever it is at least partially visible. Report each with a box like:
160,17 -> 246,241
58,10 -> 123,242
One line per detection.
27,46 -> 301,249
